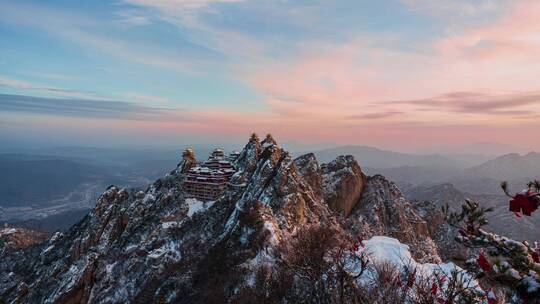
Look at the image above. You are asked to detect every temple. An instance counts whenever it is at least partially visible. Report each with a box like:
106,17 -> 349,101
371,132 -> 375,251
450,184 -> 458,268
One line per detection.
182,148 -> 239,201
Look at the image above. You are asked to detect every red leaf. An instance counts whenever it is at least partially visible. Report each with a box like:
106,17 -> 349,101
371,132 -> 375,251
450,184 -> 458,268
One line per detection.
357,236 -> 364,248
431,282 -> 438,295
477,252 -> 492,272
509,193 -> 540,216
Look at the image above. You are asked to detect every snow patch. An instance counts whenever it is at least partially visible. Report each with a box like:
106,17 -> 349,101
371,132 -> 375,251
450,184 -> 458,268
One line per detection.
0,228 -> 18,235
185,198 -> 214,217
362,236 -> 480,290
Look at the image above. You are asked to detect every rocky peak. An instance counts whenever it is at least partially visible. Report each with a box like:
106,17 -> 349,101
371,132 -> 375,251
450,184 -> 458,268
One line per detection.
0,136 -> 451,303
321,155 -> 366,217
293,153 -> 322,199
232,133 -> 262,175
261,133 -> 277,148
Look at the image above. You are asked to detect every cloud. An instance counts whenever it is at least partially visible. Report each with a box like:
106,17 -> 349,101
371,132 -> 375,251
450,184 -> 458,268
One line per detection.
245,1 -> 540,128
122,92 -> 174,107
347,111 -> 404,120
120,0 -> 268,61
399,0 -> 511,21
389,91 -> 540,116
0,93 -> 179,121
0,1 -> 212,74
122,0 -> 244,12
0,75 -> 101,100
115,9 -> 153,28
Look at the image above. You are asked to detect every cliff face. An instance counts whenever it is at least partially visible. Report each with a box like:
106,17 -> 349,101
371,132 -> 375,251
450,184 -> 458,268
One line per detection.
322,155 -> 366,217
0,137 -> 449,303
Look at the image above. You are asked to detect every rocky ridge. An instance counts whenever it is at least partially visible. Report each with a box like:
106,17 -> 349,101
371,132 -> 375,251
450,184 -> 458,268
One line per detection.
0,135 -> 453,303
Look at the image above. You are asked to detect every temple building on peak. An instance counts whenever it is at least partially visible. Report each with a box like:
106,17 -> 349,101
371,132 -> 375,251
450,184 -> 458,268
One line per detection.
181,148 -> 239,201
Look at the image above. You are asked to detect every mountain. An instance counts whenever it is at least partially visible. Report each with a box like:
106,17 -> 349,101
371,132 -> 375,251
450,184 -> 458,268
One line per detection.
364,165 -> 461,186
440,152 -> 540,195
462,152 -> 540,181
404,183 -> 540,242
0,135 -> 461,303
311,145 -> 467,169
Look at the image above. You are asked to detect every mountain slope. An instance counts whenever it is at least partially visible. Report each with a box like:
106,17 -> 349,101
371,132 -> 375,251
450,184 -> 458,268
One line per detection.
0,136 -> 452,303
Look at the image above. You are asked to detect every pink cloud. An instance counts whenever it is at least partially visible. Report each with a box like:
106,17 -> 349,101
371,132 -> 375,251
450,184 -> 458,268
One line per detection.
223,1 -> 540,149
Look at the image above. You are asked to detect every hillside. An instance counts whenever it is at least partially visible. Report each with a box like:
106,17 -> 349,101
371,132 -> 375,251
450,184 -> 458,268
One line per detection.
0,136 -> 463,303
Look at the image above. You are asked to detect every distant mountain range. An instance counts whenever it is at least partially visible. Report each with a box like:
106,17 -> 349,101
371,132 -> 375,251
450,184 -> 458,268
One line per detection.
404,182 -> 540,242
311,145 -> 477,169
312,146 -> 539,196
461,152 -> 540,180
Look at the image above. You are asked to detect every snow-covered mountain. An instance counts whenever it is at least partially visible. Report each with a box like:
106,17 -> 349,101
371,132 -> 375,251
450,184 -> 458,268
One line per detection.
0,136 -> 466,303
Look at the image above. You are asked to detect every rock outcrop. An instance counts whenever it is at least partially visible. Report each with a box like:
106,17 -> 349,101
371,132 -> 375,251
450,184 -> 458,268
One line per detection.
344,175 -> 441,263
322,155 -> 366,216
0,135 -> 452,303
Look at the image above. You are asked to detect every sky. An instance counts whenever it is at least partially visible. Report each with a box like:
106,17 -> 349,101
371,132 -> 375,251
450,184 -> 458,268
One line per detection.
1,0 -> 540,152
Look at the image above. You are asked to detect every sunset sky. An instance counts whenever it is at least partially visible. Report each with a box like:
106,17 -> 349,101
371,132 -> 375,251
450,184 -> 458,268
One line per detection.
1,0 -> 539,152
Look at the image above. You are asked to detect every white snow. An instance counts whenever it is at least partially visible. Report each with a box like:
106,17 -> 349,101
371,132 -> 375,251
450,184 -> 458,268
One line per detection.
147,240 -> 181,262
143,194 -> 156,204
41,245 -> 55,255
49,232 -> 63,243
185,198 -> 214,217
361,236 -> 480,290
124,244 -> 138,253
105,262 -> 117,274
161,221 -> 179,229
0,228 -> 18,235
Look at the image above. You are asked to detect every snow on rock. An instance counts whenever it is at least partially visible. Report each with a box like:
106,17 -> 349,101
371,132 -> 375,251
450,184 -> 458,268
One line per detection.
0,228 -> 17,235
362,236 -> 480,290
185,198 -> 214,217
